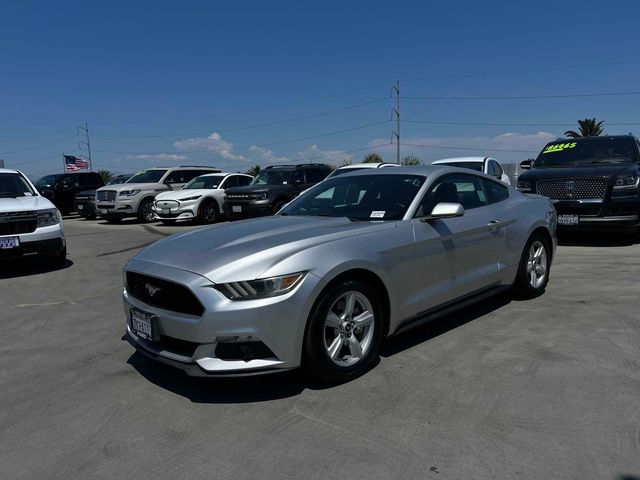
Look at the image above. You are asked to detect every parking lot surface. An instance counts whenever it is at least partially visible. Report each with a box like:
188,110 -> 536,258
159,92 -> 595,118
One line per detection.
1,217 -> 639,480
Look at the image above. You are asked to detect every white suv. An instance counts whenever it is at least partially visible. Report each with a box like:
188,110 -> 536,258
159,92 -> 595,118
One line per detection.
95,166 -> 220,223
0,169 -> 66,265
431,157 -> 511,185
153,172 -> 253,224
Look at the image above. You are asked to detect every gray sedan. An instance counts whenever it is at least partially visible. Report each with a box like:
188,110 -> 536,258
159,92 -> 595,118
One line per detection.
123,166 -> 557,382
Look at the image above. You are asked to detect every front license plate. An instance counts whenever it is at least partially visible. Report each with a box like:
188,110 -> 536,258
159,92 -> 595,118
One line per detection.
162,209 -> 170,214
130,309 -> 155,341
0,236 -> 20,250
100,209 -> 108,214
232,205 -> 242,213
558,214 -> 579,226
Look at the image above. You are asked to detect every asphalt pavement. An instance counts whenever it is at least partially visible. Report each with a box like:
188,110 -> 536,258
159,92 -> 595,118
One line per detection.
1,217 -> 639,480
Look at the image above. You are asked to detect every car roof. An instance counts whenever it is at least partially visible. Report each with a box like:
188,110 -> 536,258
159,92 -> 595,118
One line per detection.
198,172 -> 249,177
0,168 -> 20,174
431,156 -> 488,164
337,162 -> 399,170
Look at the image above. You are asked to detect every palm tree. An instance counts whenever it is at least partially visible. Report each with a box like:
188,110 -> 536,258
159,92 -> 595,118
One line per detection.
401,155 -> 421,166
362,152 -> 383,163
97,169 -> 113,184
564,118 -> 604,138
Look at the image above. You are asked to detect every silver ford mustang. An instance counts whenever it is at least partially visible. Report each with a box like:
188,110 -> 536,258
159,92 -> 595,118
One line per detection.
123,166 -> 556,382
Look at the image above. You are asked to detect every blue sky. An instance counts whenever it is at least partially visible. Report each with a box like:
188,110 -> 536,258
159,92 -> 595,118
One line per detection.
1,0 -> 639,178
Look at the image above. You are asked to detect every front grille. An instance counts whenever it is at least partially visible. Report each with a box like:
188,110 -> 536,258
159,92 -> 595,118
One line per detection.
97,190 -> 117,202
126,271 -> 204,316
536,178 -> 606,200
137,334 -> 199,357
0,211 -> 37,235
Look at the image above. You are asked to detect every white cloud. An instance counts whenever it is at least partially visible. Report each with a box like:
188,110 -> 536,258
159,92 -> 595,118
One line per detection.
248,146 -> 291,163
367,131 -> 555,163
173,132 -> 249,162
295,144 -> 354,164
128,153 -> 187,162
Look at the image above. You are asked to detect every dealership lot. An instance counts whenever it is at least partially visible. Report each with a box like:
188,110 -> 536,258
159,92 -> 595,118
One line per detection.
1,218 -> 639,479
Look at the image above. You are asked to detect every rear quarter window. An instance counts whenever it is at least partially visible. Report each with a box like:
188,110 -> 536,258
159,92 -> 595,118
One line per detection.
484,179 -> 509,204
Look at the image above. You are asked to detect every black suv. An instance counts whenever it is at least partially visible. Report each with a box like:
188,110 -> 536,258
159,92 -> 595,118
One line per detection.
224,164 -> 331,218
34,171 -> 104,214
75,174 -> 133,219
517,135 -> 640,232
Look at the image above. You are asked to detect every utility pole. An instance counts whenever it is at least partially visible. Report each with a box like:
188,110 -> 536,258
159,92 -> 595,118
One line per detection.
77,122 -> 93,171
392,81 -> 400,164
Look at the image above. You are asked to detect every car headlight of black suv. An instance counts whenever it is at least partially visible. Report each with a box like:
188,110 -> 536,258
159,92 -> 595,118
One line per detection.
613,175 -> 639,190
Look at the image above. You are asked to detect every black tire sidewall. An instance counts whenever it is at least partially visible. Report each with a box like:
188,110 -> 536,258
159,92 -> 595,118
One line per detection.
198,200 -> 218,224
514,233 -> 551,298
137,199 -> 154,223
303,279 -> 383,383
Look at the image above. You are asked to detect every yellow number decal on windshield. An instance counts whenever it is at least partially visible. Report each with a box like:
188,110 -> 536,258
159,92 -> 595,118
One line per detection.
543,142 -> 577,154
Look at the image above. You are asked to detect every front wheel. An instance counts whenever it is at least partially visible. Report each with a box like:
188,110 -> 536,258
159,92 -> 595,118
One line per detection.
303,280 -> 383,383
137,199 -> 155,223
198,200 -> 219,224
512,233 -> 551,299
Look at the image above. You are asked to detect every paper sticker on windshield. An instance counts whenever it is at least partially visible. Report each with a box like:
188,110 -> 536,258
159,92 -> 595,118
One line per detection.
543,142 -> 577,154
370,211 -> 385,218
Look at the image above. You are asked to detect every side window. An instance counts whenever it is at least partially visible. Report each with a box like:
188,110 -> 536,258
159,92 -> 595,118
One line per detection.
184,170 -> 205,182
221,176 -> 237,189
78,174 -> 97,187
306,168 -> 329,183
491,161 -> 503,177
483,179 -> 509,204
291,170 -> 306,185
486,161 -> 497,176
237,175 -> 252,186
164,170 -> 188,184
415,174 -> 489,217
57,175 -> 75,189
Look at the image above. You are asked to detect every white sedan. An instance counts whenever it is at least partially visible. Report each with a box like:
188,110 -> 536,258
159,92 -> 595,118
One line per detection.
431,157 -> 511,185
153,172 -> 253,224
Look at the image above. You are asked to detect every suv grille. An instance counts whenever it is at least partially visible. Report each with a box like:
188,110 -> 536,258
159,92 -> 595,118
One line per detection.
126,272 -> 204,316
536,178 -> 606,200
0,211 -> 37,235
97,190 -> 117,202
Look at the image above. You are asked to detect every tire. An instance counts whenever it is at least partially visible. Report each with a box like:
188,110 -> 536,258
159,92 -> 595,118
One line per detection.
303,279 -> 383,383
50,246 -> 67,268
272,200 -> 286,214
512,232 -> 551,299
197,200 -> 219,224
137,198 -> 155,223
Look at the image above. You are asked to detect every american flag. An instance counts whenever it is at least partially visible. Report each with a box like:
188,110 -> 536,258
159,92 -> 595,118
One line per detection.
64,155 -> 90,172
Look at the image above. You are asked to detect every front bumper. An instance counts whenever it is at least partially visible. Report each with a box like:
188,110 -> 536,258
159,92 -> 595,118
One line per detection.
0,224 -> 65,259
554,195 -> 639,230
75,199 -> 96,217
96,197 -> 138,218
153,204 -> 197,221
122,259 -> 323,376
224,200 -> 273,219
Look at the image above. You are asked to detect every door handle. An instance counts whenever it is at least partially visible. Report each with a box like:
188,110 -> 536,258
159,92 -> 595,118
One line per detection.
488,219 -> 501,225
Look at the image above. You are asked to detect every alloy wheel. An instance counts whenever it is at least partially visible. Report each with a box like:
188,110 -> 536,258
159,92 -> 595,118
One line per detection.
323,291 -> 375,367
527,240 -> 547,289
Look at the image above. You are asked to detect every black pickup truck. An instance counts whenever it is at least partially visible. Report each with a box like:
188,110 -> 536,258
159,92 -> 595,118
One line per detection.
517,135 -> 640,233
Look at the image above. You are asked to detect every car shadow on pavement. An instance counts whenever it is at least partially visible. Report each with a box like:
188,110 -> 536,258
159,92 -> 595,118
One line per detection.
380,291 -> 512,358
558,231 -> 639,247
127,351 -> 321,403
0,258 -> 73,279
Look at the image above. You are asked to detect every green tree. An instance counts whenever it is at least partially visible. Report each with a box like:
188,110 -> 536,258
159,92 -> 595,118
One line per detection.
564,118 -> 604,138
363,152 -> 383,163
97,169 -> 113,184
401,155 -> 421,166
245,165 -> 261,176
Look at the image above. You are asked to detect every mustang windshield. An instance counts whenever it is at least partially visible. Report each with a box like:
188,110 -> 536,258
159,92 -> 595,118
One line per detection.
0,173 -> 36,198
535,137 -> 639,167
183,176 -> 223,189
251,170 -> 294,185
127,169 -> 168,183
280,174 -> 425,221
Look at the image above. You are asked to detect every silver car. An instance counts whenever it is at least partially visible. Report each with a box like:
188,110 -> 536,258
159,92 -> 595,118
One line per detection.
123,166 -> 556,382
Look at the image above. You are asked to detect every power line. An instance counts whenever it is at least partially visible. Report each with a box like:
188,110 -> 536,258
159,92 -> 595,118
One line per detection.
0,135 -> 77,155
404,90 -> 640,101
401,119 -> 640,127
92,97 -> 390,137
403,142 -> 538,154
93,120 -> 389,155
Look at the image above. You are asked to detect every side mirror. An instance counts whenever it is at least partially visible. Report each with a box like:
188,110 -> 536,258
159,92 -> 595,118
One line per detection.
40,188 -> 54,200
421,202 -> 465,222
520,160 -> 533,170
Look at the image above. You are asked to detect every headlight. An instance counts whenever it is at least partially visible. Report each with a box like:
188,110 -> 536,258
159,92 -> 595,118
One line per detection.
613,175 -> 639,190
37,208 -> 60,227
119,189 -> 141,197
517,181 -> 531,191
179,195 -> 202,201
214,272 -> 306,300
257,193 -> 268,200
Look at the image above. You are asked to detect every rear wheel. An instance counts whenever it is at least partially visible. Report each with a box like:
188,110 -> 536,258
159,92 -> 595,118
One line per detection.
49,245 -> 67,268
513,232 -> 551,299
198,200 -> 219,224
137,199 -> 155,223
303,280 -> 383,383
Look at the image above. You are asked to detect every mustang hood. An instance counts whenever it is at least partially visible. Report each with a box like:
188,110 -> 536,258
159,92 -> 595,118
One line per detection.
0,195 -> 56,213
132,215 -> 395,282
